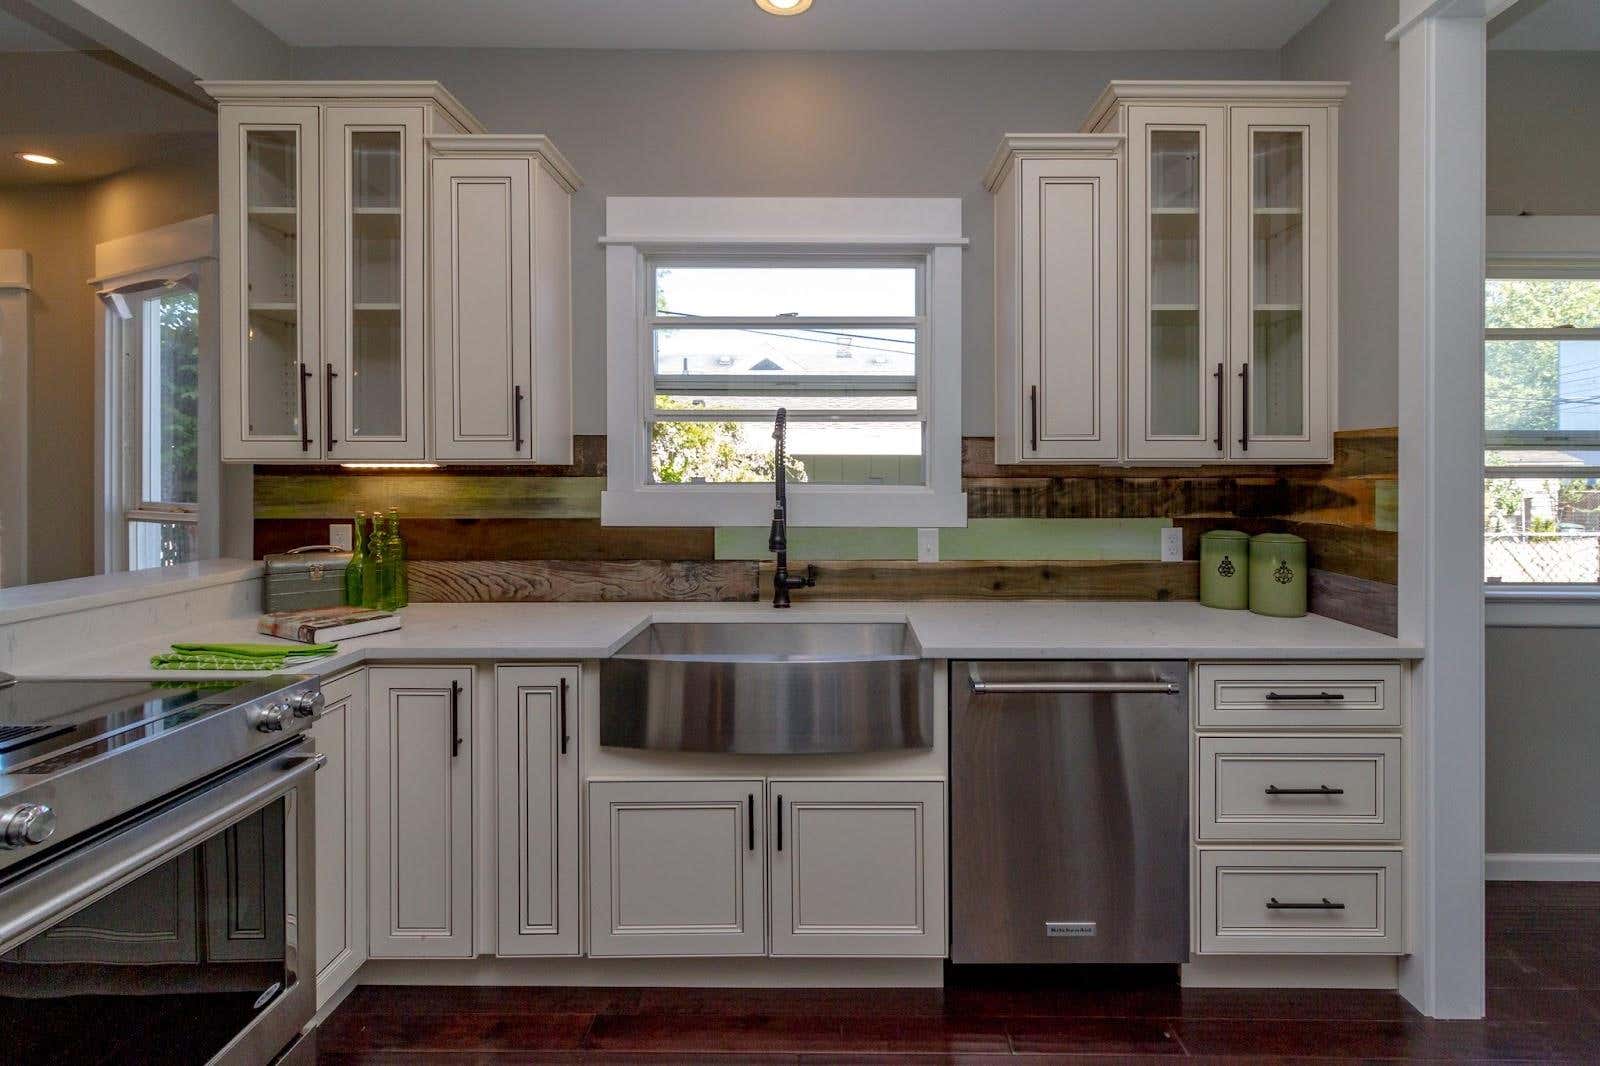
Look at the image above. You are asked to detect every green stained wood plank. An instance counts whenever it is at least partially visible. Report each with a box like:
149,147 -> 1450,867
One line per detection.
716,526 -> 917,560
715,518 -> 1170,561
253,475 -> 604,519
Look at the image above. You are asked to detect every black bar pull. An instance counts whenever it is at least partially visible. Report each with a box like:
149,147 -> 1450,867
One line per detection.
298,363 -> 312,451
1214,362 -> 1225,452
1265,784 -> 1345,796
1264,691 -> 1346,702
558,676 -> 569,756
747,794 -> 755,852
1238,362 -> 1250,452
325,363 -> 338,452
449,680 -> 462,757
1267,897 -> 1345,911
514,385 -> 525,452
775,794 -> 784,852
1029,385 -> 1039,453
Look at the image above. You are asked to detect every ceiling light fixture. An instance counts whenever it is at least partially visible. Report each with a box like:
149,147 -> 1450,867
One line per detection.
754,0 -> 812,16
15,152 -> 61,166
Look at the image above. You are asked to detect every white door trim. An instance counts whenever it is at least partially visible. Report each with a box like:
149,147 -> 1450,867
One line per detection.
0,250 -> 31,587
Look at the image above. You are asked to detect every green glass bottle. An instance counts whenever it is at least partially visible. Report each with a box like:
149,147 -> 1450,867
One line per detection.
362,514 -> 387,609
386,509 -> 408,609
345,511 -> 367,606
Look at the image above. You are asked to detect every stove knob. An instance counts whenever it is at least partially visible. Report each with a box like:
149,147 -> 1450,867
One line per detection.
0,803 -> 56,849
247,702 -> 288,733
287,690 -> 325,719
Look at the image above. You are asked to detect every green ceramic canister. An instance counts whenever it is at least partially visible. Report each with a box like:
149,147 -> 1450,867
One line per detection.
1249,532 -> 1308,618
1200,529 -> 1251,610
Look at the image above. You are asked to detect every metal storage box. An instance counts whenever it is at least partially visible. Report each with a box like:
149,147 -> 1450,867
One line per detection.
263,546 -> 351,612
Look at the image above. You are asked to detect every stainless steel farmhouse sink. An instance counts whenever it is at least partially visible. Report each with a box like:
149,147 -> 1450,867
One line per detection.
599,622 -> 933,754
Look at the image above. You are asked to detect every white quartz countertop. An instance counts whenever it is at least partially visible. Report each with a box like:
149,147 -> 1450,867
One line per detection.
16,600 -> 1420,680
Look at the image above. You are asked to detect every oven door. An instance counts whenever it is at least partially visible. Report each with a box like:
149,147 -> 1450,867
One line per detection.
0,742 -> 322,1066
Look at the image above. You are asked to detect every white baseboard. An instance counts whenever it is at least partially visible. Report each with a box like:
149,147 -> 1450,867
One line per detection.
1486,852 -> 1600,881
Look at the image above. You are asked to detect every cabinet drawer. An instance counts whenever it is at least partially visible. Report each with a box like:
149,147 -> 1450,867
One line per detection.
1197,737 -> 1401,842
1197,848 -> 1403,954
1195,663 -> 1403,729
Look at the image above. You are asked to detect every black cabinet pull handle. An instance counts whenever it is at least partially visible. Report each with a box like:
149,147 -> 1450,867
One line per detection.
1238,362 -> 1249,451
1265,784 -> 1345,796
776,794 -> 784,852
449,680 -> 462,758
514,384 -> 525,452
1267,897 -> 1344,910
558,676 -> 569,756
1264,691 -> 1345,701
1214,362 -> 1224,452
325,363 -> 338,452
1029,384 -> 1039,454
747,794 -> 755,852
298,363 -> 312,451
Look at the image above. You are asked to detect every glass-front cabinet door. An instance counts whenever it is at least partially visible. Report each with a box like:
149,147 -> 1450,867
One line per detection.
1229,107 -> 1333,461
322,107 -> 426,459
1126,106 -> 1229,461
219,107 -> 321,459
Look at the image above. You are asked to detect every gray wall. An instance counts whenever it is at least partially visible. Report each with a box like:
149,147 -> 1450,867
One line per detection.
1487,51 -> 1600,216
290,47 -> 1283,435
1281,0 -> 1400,433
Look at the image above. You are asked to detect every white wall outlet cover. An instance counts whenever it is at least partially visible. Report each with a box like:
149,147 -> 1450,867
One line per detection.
329,523 -> 354,552
917,528 -> 940,563
1159,527 -> 1184,562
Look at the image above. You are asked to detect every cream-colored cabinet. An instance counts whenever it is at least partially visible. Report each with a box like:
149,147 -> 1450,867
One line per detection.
768,780 -> 946,958
311,670 -> 367,1004
1086,82 -> 1344,464
986,136 -> 1123,463
429,137 -> 577,463
494,665 -> 580,956
367,665 -> 474,958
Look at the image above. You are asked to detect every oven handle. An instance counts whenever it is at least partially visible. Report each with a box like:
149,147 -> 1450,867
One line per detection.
0,748 -> 324,955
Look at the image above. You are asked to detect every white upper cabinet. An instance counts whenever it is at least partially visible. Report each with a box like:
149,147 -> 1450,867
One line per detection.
986,135 -> 1123,464
429,137 -> 578,463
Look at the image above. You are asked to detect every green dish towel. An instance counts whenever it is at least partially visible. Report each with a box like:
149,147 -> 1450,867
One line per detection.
151,641 -> 338,671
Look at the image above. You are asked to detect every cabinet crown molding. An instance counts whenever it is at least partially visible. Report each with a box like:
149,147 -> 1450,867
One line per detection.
982,133 -> 1125,192
198,80 -> 487,133
426,134 -> 582,193
1082,79 -> 1349,133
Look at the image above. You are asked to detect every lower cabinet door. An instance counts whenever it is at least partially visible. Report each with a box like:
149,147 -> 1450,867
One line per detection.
367,666 -> 474,958
768,780 -> 947,957
310,670 -> 367,1003
588,780 -> 765,957
494,665 -> 579,956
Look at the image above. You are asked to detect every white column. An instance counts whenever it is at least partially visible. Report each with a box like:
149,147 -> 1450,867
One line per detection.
0,251 -> 31,588
1392,1 -> 1493,1021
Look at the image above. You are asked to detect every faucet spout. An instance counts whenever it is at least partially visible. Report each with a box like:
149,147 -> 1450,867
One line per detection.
769,408 -> 815,608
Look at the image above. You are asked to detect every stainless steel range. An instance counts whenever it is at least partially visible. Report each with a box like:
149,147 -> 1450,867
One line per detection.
0,669 -> 325,1065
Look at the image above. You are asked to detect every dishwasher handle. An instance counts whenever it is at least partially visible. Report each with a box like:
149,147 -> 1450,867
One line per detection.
969,679 -> 1180,695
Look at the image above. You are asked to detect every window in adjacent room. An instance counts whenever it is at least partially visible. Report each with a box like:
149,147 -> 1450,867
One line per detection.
1483,271 -> 1600,584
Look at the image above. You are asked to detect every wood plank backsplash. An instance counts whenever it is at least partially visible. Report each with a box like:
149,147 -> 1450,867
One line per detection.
254,427 -> 1398,632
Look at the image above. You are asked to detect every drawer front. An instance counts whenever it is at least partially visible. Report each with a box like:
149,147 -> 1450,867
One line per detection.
1198,737 -> 1401,842
1198,849 -> 1403,954
1196,662 -> 1403,729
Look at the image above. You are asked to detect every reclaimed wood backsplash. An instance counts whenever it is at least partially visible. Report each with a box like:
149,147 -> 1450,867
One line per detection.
254,428 -> 1397,631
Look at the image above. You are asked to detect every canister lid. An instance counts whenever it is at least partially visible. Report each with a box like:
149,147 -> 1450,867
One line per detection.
1250,532 -> 1307,546
1200,529 -> 1250,544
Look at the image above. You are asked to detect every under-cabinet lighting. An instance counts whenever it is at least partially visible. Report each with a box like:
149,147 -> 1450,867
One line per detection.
15,152 -> 61,166
339,462 -> 441,470
754,0 -> 812,15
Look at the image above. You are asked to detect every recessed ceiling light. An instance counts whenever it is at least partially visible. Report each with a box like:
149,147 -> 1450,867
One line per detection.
755,0 -> 812,15
15,152 -> 61,166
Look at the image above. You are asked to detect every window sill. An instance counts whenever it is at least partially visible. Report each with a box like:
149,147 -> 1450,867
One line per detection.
601,484 -> 969,529
1485,584 -> 1600,627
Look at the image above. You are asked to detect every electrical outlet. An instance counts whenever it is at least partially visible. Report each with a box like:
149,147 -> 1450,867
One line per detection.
1159,527 -> 1184,562
917,528 -> 940,564
329,523 -> 354,552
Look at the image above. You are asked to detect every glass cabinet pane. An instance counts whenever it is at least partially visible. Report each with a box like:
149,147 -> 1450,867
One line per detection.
348,130 -> 403,439
1250,129 -> 1306,437
244,129 -> 301,438
1148,130 -> 1201,436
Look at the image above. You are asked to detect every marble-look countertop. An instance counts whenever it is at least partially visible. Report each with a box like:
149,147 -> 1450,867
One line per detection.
17,599 -> 1421,680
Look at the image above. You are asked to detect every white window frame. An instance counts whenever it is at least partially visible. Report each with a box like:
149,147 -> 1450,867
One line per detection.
92,216 -> 220,573
601,197 -> 968,528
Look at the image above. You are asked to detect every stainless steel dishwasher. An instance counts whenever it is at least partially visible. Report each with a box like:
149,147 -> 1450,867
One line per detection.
951,660 -> 1189,964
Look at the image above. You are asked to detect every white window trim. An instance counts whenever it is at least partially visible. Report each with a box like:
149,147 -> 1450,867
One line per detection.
92,216 -> 219,573
601,197 -> 968,528
0,250 -> 31,588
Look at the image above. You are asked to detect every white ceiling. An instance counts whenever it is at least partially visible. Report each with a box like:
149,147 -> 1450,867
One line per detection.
1490,0 -> 1600,50
231,0 -> 1332,52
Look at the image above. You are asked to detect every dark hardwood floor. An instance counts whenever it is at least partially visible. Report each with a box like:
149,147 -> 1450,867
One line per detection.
317,882 -> 1600,1063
